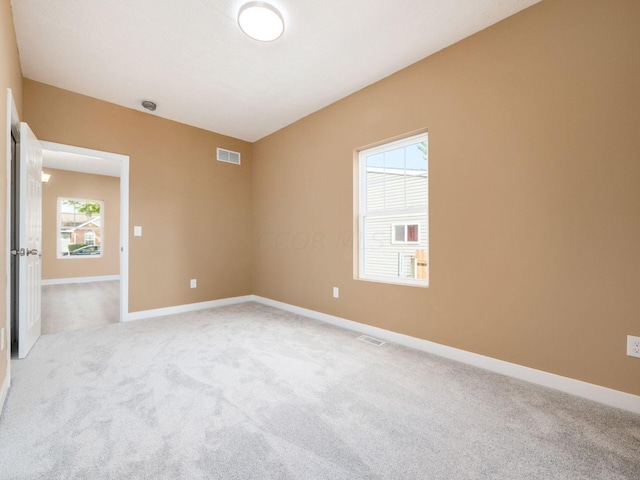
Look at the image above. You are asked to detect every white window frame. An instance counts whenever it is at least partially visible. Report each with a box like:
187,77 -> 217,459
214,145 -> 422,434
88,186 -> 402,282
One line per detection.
357,132 -> 428,286
57,197 -> 104,259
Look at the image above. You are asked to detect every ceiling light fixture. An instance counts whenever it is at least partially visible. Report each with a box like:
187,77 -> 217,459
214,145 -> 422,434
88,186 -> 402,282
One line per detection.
141,100 -> 157,111
238,2 -> 284,42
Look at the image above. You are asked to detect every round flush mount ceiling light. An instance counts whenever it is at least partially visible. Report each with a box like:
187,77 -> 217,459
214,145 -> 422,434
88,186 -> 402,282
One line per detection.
141,100 -> 157,111
238,2 -> 284,42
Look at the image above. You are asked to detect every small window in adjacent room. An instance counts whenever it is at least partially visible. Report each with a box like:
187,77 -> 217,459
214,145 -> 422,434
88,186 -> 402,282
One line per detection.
57,198 -> 104,259
85,231 -> 96,246
357,132 -> 428,286
392,223 -> 420,244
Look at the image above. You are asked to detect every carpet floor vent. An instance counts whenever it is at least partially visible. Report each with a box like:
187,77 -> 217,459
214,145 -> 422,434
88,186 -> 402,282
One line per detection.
357,335 -> 386,346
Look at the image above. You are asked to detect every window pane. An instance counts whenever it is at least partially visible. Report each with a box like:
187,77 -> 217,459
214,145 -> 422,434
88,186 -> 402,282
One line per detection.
58,198 -> 104,258
366,152 -> 384,169
359,133 -> 428,285
365,141 -> 427,213
407,224 -> 418,242
394,224 -> 405,242
364,215 -> 428,279
384,147 -> 404,170
407,141 -> 427,171
383,148 -> 405,210
383,168 -> 405,210
366,170 -> 385,211
405,141 -> 428,208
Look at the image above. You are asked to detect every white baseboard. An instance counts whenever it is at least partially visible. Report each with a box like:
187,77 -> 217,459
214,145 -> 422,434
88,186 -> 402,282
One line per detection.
0,373 -> 9,417
250,295 -> 640,415
42,275 -> 120,286
126,295 -> 254,322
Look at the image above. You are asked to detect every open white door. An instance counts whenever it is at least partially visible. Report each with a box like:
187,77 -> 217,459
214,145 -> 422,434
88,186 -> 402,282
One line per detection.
17,122 -> 43,359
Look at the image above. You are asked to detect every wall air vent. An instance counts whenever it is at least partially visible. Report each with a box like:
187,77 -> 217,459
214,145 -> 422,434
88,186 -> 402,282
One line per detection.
217,148 -> 241,165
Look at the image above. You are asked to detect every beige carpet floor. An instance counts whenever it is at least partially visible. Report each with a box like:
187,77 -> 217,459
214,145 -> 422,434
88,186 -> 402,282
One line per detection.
1,302 -> 639,479
41,280 -> 119,335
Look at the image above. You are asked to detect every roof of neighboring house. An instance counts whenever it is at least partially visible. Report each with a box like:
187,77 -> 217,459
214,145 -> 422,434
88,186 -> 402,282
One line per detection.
61,216 -> 101,233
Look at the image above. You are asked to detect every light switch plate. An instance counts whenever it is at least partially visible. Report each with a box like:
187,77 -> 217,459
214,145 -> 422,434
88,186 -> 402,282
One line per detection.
134,226 -> 142,236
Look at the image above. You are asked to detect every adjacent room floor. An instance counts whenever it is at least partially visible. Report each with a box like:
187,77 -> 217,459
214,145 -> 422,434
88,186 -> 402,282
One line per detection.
41,280 -> 119,335
1,302 -> 638,479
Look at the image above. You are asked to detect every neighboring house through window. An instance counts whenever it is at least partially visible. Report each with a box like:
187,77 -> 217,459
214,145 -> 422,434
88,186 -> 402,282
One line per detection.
57,198 -> 104,258
357,132 -> 428,285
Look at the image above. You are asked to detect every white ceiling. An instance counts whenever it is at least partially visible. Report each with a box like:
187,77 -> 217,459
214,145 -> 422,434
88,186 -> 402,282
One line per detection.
11,0 -> 540,142
43,150 -> 121,177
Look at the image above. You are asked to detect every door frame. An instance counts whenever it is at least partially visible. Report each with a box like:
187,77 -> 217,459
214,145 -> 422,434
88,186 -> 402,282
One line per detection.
4,89 -> 19,392
39,140 -> 130,324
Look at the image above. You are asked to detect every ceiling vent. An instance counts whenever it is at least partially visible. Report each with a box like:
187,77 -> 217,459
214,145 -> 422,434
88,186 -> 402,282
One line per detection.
217,148 -> 241,165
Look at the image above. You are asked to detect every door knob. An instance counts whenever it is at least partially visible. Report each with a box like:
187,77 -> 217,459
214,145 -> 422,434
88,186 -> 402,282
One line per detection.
26,249 -> 39,256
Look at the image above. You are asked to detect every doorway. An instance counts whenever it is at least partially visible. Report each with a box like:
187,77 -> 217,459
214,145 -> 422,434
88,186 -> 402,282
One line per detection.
38,141 -> 129,330
40,165 -> 121,334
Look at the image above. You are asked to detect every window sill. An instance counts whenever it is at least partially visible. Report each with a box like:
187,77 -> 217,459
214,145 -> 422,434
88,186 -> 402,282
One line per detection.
355,275 -> 429,288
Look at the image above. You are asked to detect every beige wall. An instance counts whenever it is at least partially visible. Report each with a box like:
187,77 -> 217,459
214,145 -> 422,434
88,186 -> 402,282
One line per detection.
0,0 -> 22,397
41,168 -> 120,280
24,80 -> 253,312
252,0 -> 640,396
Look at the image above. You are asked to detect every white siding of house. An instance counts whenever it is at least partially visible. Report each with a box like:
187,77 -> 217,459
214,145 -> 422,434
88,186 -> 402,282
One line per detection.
364,213 -> 428,278
364,171 -> 428,279
366,171 -> 427,210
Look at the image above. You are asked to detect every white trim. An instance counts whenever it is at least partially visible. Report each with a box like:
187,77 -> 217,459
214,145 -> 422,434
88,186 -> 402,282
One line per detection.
356,274 -> 428,288
39,141 -> 129,324
0,373 -> 8,416
41,275 -> 120,285
125,295 -> 253,322
120,155 -> 129,324
39,141 -> 128,165
250,295 -> 640,415
359,132 -> 427,157
5,89 -> 19,393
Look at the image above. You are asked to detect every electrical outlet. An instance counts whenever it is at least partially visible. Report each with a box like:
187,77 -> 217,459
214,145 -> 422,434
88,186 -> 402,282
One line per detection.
190,279 -> 197,288
333,287 -> 339,298
628,335 -> 640,358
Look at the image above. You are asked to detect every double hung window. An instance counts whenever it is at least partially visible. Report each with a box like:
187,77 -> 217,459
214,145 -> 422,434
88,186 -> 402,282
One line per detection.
357,133 -> 428,285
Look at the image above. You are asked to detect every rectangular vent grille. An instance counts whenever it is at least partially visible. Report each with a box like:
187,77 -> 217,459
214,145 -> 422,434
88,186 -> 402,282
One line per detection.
217,148 -> 241,165
357,335 -> 386,346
